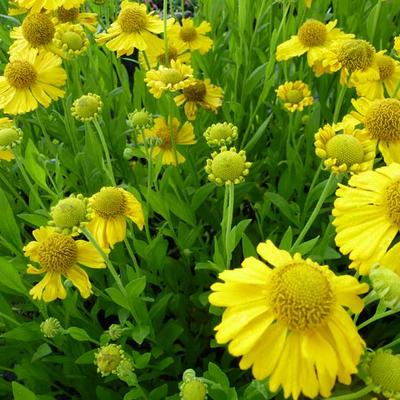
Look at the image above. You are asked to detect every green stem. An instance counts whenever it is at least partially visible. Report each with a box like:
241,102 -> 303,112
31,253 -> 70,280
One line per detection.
291,173 -> 336,251
328,385 -> 374,400
142,50 -> 151,70
0,167 -> 27,207
0,311 -> 20,326
163,0 -> 169,65
357,308 -> 399,330
332,82 -> 347,123
124,236 -> 140,275
92,118 -> 116,185
224,184 -> 235,268
147,145 -> 153,198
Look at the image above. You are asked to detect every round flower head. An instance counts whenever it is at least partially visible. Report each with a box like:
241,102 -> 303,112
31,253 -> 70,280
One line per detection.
174,78 -> 223,121
205,147 -> 251,185
352,51 -> 400,100
108,323 -> 123,341
88,187 -> 144,249
53,23 -> 89,59
350,97 -> 400,164
96,1 -> 169,57
40,317 -> 63,338
332,163 -> 400,274
15,0 -> 84,13
71,93 -> 103,122
0,49 -> 67,115
180,379 -> 207,400
370,267 -> 400,310
24,226 -> 106,302
0,117 -> 23,162
361,350 -> 400,399
145,59 -> 193,99
168,18 -> 213,55
276,81 -> 314,112
49,194 -> 90,234
52,7 -> 98,32
314,122 -> 375,174
142,117 -> 196,165
95,344 -> 126,377
204,122 -> 238,147
276,19 -> 354,69
127,109 -> 153,130
209,240 -> 368,399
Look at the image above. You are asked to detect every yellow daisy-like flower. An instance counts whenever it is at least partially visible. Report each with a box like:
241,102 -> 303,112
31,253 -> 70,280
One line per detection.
332,163 -> 400,275
24,227 -> 106,302
209,240 -> 368,400
0,117 -> 23,162
53,23 -> 89,59
143,116 -> 196,165
168,19 -> 213,55
276,19 -> 354,69
351,51 -> 400,99
350,97 -> 400,164
96,1 -> 167,57
88,187 -> 144,249
9,12 -> 56,54
15,0 -> 84,13
174,78 -> 223,120
314,122 -> 375,174
145,59 -> 193,99
0,49 -> 67,115
52,7 -> 98,32
276,80 -> 313,112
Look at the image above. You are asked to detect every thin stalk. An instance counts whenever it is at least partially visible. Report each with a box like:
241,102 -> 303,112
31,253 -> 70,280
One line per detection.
142,50 -> 151,70
0,311 -> 20,326
291,173 -> 336,251
92,118 -> 116,185
124,236 -> 140,275
357,309 -> 399,330
224,184 -> 235,268
0,167 -> 27,207
332,82 -> 347,123
147,145 -> 153,198
328,385 -> 373,400
163,0 -> 169,65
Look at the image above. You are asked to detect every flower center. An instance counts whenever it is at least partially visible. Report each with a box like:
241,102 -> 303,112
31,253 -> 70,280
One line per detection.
62,31 -> 83,51
269,262 -> 334,331
337,39 -> 375,71
4,61 -> 37,89
38,233 -> 77,273
160,68 -> 184,85
128,110 -> 151,128
181,380 -> 207,400
22,13 -> 55,47
385,180 -> 400,227
152,125 -> 175,148
297,20 -> 327,47
57,6 -> 79,23
376,54 -> 395,80
286,89 -> 303,104
51,197 -> 87,229
95,344 -> 122,376
369,351 -> 400,393
156,46 -> 178,65
91,187 -> 127,219
364,99 -> 400,141
0,128 -> 20,147
118,5 -> 148,33
183,81 -> 207,101
325,134 -> 364,166
211,151 -> 245,182
73,94 -> 102,119
180,26 -> 197,42
208,124 -> 233,140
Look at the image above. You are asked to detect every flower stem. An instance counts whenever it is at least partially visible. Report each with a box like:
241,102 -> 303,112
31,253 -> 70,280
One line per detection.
357,308 -> 399,330
124,235 -> 141,276
223,183 -> 235,268
332,81 -> 347,123
328,385 -> 374,400
92,118 -> 116,186
291,173 -> 336,251
163,0 -> 169,65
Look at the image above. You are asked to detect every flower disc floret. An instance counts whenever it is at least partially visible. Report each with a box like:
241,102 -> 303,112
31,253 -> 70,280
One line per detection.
95,344 -> 125,377
376,54 -> 395,80
5,61 -> 37,89
183,81 -> 207,101
285,89 -> 303,104
269,262 -> 334,331
0,128 -> 22,148
118,4 -> 148,33
337,39 -> 375,71
57,6 -> 79,23
127,109 -> 153,129
204,122 -> 238,147
326,135 -> 364,166
205,147 -> 251,185
22,13 -> 55,47
71,93 -> 103,121
298,19 -> 327,47
40,317 -> 63,338
180,26 -> 197,42
91,187 -> 127,219
365,99 -> 400,141
180,379 -> 207,400
385,180 -> 400,227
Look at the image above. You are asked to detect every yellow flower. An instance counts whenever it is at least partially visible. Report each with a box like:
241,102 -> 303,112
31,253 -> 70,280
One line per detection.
96,1 -> 167,57
350,97 -> 400,164
139,41 -> 191,69
88,187 -> 144,249
0,117 -> 23,162
332,163 -> 400,274
168,19 -> 213,55
145,59 -> 193,99
143,116 -> 196,165
53,23 -> 89,59
203,122 -> 238,147
395,36 -> 400,55
209,240 -> 368,399
351,51 -> 400,99
276,19 -> 354,69
71,93 -> 103,122
175,78 -> 223,120
276,80 -> 313,112
0,49 -> 66,115
305,0 -> 312,7
24,227 -> 106,302
51,7 -> 98,32
9,12 -> 56,54
314,122 -> 375,174
15,0 -> 84,13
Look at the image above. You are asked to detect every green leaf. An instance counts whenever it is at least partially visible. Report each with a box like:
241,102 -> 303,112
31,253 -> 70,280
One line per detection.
126,276 -> 146,301
0,257 -> 27,295
31,343 -> 52,362
12,382 -> 37,400
67,327 -> 92,342
75,349 -> 97,364
2,321 -> 41,341
106,287 -> 130,310
24,139 -> 49,191
205,362 -> 230,388
0,188 -> 22,250
296,236 -> 320,255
